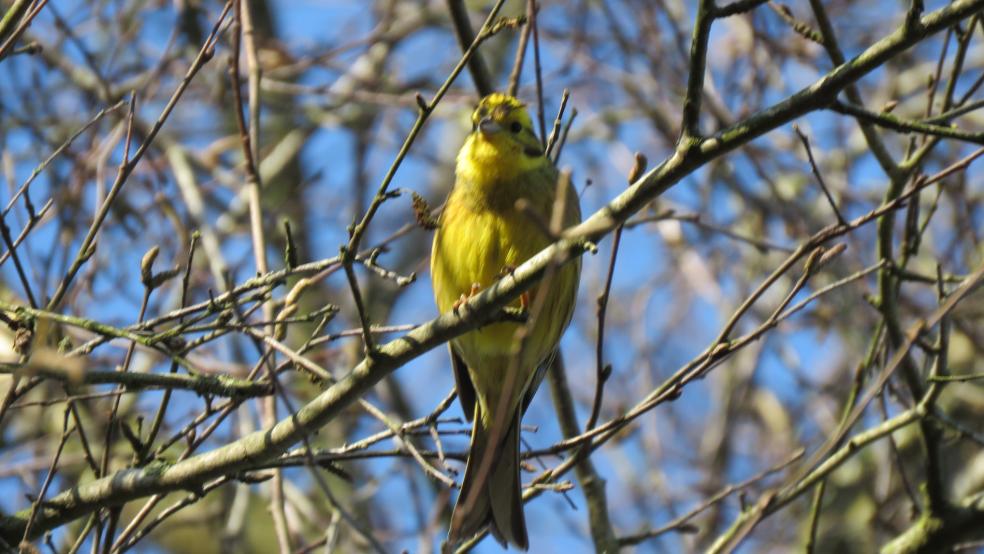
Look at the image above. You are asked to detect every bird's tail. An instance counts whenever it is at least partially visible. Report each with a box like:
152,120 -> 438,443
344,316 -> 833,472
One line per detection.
449,406 -> 528,550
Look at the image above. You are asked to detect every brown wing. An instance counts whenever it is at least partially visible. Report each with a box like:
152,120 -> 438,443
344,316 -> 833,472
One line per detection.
449,345 -> 477,422
519,350 -> 552,415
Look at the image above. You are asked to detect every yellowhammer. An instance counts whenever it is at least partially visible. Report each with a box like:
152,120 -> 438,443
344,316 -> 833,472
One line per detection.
431,93 -> 581,549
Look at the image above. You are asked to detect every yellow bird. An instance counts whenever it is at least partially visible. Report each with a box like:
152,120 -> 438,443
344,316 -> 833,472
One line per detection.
431,93 -> 581,549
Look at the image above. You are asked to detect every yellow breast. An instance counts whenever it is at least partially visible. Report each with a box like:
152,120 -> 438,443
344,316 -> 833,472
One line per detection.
430,163 -> 580,370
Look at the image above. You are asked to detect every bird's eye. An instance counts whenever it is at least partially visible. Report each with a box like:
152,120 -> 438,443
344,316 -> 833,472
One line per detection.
509,121 -> 522,134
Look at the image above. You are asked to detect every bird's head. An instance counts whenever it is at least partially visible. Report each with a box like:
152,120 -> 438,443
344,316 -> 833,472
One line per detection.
458,93 -> 547,184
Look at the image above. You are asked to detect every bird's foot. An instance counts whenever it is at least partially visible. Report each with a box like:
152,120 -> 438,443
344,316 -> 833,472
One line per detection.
452,282 -> 481,314
495,265 -> 529,309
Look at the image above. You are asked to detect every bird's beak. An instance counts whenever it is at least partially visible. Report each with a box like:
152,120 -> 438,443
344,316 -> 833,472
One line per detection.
478,117 -> 501,136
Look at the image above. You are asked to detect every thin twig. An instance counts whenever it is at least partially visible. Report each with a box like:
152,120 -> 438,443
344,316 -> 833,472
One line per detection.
21,405 -> 74,543
506,0 -> 534,96
45,1 -> 233,311
793,124 -> 846,225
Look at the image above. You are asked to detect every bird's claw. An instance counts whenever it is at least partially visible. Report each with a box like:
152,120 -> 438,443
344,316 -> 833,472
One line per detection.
452,282 -> 482,314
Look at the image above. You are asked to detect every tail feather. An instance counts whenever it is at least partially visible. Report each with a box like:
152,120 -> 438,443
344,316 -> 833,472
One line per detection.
488,410 -> 527,550
450,408 -> 528,550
